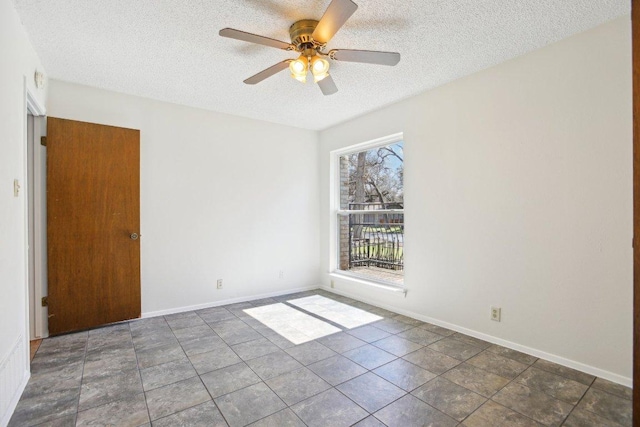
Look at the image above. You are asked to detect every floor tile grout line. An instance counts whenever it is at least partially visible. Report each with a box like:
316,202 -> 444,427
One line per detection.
409,377 -> 487,425
458,380 -> 530,427
129,324 -> 151,425
564,379 -> 630,426
368,365 -> 433,393
484,344 -> 540,365
516,364 -> 595,406
358,383 -> 454,426
132,321 -> 158,426
146,396 -> 217,425
202,373 -> 263,400
589,382 -> 634,400
331,385 -> 384,424
562,391 -> 588,426
509,363 -> 599,411
198,374 -> 232,427
341,348 -> 398,371
530,359 -> 597,387
137,335 -> 201,393
71,331 -> 89,423
484,359 -> 564,426
589,380 -> 633,401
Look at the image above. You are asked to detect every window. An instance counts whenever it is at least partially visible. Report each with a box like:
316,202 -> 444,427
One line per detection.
333,134 -> 404,286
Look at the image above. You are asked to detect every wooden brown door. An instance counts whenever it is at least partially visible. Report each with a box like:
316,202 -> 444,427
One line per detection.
47,117 -> 141,335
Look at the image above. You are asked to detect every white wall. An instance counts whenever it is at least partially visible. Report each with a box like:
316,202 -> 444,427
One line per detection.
47,81 -> 320,315
319,16 -> 633,384
0,0 -> 47,424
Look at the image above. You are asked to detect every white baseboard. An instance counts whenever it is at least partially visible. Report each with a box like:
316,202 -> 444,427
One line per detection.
142,285 -> 321,318
0,371 -> 28,427
320,285 -> 632,388
0,336 -> 30,427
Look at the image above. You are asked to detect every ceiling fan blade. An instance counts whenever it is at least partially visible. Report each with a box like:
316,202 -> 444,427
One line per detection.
312,0 -> 358,44
220,28 -> 294,51
318,74 -> 338,95
244,60 -> 291,85
330,49 -> 400,66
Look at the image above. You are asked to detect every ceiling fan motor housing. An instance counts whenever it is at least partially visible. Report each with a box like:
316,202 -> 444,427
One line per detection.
289,20 -> 320,50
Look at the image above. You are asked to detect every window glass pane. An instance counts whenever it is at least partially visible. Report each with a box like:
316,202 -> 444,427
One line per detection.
338,142 -> 404,284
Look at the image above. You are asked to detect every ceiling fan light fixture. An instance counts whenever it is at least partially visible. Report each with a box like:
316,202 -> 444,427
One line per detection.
289,56 -> 309,83
219,0 -> 400,95
311,56 -> 330,82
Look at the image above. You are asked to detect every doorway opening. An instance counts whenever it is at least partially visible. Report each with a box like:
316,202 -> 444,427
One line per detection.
25,87 -> 47,363
27,113 -> 36,342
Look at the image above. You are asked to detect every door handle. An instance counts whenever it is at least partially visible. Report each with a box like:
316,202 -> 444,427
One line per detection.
130,233 -> 139,240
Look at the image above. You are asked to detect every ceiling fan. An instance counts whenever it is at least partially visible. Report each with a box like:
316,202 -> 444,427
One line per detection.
219,0 -> 401,95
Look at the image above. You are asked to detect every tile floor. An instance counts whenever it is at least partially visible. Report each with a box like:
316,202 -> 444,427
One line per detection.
10,289 -> 632,427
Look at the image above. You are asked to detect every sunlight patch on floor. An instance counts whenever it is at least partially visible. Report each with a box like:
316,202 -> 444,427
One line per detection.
244,303 -> 341,345
287,295 -> 383,329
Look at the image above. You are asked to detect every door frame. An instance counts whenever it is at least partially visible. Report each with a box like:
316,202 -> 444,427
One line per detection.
23,79 -> 46,368
30,112 -> 47,339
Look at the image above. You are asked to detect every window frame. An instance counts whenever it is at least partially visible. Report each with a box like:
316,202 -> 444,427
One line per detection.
330,132 -> 405,289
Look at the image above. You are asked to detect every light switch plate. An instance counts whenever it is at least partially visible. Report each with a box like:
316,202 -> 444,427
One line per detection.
13,179 -> 20,197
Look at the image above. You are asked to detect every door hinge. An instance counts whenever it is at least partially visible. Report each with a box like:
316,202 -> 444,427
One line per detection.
40,136 -> 47,146
41,296 -> 48,307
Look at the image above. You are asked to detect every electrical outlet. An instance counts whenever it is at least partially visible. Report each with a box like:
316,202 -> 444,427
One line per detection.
279,270 -> 284,279
491,306 -> 501,322
13,179 -> 20,197
330,280 -> 335,289
217,279 -> 223,289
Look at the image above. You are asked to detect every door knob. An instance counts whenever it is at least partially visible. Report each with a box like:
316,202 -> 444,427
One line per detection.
130,233 -> 139,240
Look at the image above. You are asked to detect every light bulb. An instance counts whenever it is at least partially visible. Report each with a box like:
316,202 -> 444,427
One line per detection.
289,56 -> 309,84
292,60 -> 306,73
311,56 -> 330,82
313,59 -> 328,73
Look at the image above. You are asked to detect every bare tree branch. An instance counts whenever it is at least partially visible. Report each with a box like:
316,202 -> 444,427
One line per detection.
377,146 -> 403,162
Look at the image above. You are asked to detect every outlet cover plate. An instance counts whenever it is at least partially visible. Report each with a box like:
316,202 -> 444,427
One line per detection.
491,306 -> 501,322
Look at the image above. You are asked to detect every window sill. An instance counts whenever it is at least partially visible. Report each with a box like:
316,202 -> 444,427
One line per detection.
329,271 -> 407,296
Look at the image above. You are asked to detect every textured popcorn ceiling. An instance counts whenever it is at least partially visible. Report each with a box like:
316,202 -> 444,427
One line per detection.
14,0 -> 628,130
